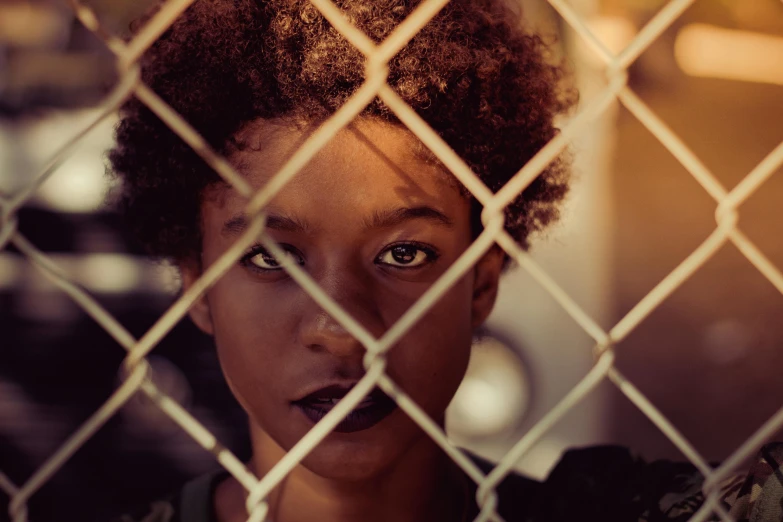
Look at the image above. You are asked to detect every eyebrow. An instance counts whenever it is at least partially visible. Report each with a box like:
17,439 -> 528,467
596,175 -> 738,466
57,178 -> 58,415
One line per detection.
222,213 -> 311,236
221,205 -> 454,237
363,205 -> 454,230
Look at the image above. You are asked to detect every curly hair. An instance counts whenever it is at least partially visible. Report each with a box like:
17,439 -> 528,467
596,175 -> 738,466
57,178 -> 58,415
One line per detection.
108,0 -> 575,264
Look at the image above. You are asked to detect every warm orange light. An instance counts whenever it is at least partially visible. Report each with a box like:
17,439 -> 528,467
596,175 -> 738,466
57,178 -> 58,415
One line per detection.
581,16 -> 638,67
675,23 -> 783,86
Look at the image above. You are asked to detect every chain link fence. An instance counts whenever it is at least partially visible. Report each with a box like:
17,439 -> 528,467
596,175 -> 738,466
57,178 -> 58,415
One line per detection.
1,0 -> 782,521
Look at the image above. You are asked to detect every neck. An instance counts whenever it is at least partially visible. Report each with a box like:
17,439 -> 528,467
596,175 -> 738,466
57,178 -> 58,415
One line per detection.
217,423 -> 467,522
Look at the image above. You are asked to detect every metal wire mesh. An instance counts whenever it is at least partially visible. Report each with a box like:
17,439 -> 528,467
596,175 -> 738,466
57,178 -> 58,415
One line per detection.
1,0 -> 782,521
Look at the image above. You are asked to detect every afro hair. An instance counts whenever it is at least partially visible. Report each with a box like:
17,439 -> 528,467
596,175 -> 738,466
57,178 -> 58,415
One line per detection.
108,0 -> 576,264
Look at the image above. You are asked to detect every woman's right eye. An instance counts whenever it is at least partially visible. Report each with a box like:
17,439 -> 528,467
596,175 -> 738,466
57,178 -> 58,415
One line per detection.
241,246 -> 302,272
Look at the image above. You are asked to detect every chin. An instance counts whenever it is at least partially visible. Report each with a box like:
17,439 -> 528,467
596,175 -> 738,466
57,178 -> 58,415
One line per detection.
295,408 -> 426,482
252,399 -> 444,482
298,434 -> 399,482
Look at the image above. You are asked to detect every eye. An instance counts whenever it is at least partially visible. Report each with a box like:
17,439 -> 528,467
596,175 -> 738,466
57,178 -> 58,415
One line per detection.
377,243 -> 437,269
241,245 -> 302,272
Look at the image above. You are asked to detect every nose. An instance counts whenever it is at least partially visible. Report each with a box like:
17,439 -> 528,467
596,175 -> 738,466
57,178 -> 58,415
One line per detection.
297,309 -> 365,360
295,269 -> 382,361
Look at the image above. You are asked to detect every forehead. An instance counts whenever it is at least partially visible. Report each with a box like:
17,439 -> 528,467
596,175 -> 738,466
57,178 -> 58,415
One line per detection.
210,119 -> 465,218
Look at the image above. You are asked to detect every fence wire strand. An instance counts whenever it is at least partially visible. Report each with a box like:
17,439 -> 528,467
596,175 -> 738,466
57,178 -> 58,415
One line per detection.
2,0 -> 782,520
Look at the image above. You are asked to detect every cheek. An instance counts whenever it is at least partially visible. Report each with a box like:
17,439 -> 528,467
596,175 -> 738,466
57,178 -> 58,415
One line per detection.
385,276 -> 474,412
206,276 -> 298,412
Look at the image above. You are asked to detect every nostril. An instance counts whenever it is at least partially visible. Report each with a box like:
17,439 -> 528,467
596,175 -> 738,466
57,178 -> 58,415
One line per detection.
299,320 -> 365,359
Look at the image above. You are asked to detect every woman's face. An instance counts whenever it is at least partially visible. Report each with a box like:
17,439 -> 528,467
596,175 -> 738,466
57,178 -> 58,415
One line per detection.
182,119 -> 503,481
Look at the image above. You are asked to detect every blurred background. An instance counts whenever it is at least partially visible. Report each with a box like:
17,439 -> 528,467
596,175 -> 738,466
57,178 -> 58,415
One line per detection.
0,0 -> 781,520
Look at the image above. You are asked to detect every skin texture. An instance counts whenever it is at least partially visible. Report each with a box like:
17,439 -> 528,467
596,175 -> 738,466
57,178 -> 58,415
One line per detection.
181,120 -> 504,522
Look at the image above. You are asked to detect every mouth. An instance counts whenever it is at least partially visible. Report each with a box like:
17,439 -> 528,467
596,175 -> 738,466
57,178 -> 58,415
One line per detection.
292,384 -> 398,433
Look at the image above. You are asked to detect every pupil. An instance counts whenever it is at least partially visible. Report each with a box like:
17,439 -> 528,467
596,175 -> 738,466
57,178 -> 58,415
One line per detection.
259,253 -> 278,266
392,246 -> 416,264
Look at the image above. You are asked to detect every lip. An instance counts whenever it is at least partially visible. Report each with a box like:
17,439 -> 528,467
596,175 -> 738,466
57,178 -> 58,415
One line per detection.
294,383 -> 356,402
292,381 -> 361,403
292,384 -> 397,433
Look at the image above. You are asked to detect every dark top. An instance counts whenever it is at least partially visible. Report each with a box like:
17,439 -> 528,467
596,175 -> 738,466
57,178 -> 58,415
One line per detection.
110,443 -> 782,522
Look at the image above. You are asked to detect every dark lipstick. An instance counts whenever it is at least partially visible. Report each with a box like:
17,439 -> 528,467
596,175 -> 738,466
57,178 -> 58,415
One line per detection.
292,385 -> 397,433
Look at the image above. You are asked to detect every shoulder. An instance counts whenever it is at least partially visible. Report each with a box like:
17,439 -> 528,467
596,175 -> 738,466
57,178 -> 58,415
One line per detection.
547,444 -> 711,521
540,443 -> 783,522
466,445 -> 689,521
720,441 -> 783,522
464,450 -> 543,521
108,499 -> 179,522
107,469 -> 228,522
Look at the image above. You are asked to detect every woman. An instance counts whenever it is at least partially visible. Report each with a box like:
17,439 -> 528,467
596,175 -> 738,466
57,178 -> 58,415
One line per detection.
107,0 -> 773,520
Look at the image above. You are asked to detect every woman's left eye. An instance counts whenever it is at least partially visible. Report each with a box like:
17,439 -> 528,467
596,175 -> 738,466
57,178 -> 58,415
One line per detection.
376,244 -> 437,268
